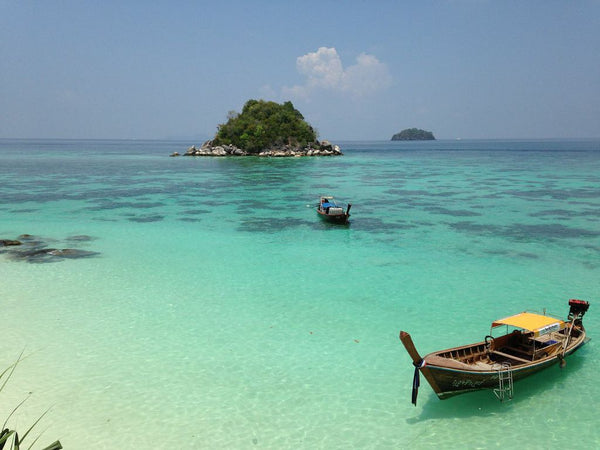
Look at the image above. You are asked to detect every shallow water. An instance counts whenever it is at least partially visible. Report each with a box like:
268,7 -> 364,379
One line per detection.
1,139 -> 599,448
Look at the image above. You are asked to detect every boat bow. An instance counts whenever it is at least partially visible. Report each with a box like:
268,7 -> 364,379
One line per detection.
400,331 -> 424,406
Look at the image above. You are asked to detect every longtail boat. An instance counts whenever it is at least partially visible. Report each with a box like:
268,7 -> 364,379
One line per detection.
316,196 -> 351,224
400,299 -> 590,404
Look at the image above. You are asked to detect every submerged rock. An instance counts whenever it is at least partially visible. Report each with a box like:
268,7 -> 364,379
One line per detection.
65,235 -> 95,242
0,239 -> 22,246
47,249 -> 100,258
1,234 -> 100,263
8,247 -> 100,263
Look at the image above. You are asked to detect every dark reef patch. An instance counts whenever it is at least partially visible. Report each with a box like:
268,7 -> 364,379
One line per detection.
65,235 -> 96,242
482,249 -> 510,257
517,252 -> 540,259
181,209 -> 211,215
351,218 -> 416,233
529,209 -> 573,218
448,221 -> 600,242
236,200 -> 272,213
237,217 -> 312,233
482,249 -> 539,259
503,223 -> 600,241
505,187 -> 599,201
10,208 -> 38,213
127,215 -> 165,223
198,200 -> 229,207
529,208 -> 600,219
424,207 -> 482,217
85,200 -> 165,211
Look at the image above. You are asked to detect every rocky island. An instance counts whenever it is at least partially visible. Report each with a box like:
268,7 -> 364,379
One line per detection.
172,99 -> 342,157
391,128 -> 435,141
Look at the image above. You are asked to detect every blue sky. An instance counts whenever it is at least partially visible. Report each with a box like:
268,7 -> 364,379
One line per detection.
1,1 -> 599,140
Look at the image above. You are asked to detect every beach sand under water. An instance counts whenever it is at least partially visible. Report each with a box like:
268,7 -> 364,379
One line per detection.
1,139 -> 599,448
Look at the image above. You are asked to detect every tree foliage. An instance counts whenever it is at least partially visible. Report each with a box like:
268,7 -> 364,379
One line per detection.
391,128 -> 435,141
213,100 -> 318,153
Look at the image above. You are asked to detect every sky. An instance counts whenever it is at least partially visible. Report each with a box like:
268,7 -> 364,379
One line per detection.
1,1 -> 599,141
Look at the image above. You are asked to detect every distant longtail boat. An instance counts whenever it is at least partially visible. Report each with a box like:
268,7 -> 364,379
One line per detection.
316,196 -> 351,224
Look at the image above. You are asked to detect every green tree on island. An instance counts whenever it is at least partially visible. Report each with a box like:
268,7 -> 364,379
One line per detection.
391,128 -> 435,140
213,99 -> 318,153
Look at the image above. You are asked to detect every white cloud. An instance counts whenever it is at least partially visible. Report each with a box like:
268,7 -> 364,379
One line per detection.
297,47 -> 344,90
283,47 -> 392,100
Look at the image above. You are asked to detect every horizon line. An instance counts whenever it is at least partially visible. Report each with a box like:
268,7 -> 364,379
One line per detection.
1,136 -> 600,142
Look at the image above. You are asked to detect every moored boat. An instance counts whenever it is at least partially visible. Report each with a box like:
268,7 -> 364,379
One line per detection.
316,196 -> 351,224
400,299 -> 590,404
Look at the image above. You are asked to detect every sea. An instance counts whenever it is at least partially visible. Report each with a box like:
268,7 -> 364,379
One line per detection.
0,138 -> 599,449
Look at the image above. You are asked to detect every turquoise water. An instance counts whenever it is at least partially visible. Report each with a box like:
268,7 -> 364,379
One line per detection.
1,139 -> 599,448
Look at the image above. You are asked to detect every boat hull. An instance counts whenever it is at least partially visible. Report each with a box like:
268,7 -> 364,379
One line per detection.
316,209 -> 349,224
421,335 -> 587,399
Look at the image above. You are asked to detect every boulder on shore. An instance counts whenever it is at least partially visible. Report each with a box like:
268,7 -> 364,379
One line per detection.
181,140 -> 343,157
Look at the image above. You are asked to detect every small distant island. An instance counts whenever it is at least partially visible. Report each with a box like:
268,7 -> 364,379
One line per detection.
391,128 -> 435,141
173,99 -> 342,157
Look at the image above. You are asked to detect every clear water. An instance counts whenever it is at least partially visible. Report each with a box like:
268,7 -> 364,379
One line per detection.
1,139 -> 599,448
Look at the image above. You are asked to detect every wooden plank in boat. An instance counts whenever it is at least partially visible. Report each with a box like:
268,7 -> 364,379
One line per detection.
491,350 -> 531,364
503,345 -> 534,356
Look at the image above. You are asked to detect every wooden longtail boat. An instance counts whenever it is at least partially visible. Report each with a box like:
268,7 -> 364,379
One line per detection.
316,196 -> 352,224
400,299 -> 590,404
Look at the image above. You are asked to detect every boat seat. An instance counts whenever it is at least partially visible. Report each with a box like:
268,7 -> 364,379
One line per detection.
502,345 -> 533,357
491,350 -> 531,364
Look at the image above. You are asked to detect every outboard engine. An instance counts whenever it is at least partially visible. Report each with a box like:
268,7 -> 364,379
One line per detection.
568,299 -> 590,324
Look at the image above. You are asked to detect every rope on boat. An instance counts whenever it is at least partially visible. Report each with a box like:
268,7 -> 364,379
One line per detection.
399,331 -> 425,406
411,360 -> 424,406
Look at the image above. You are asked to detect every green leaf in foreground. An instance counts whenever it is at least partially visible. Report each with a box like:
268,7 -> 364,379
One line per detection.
1,356 -> 62,449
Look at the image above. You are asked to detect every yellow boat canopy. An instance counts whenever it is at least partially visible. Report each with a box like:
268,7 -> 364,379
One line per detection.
492,312 -> 565,337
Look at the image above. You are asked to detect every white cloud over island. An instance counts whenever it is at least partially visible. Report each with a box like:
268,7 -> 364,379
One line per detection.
282,47 -> 392,100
